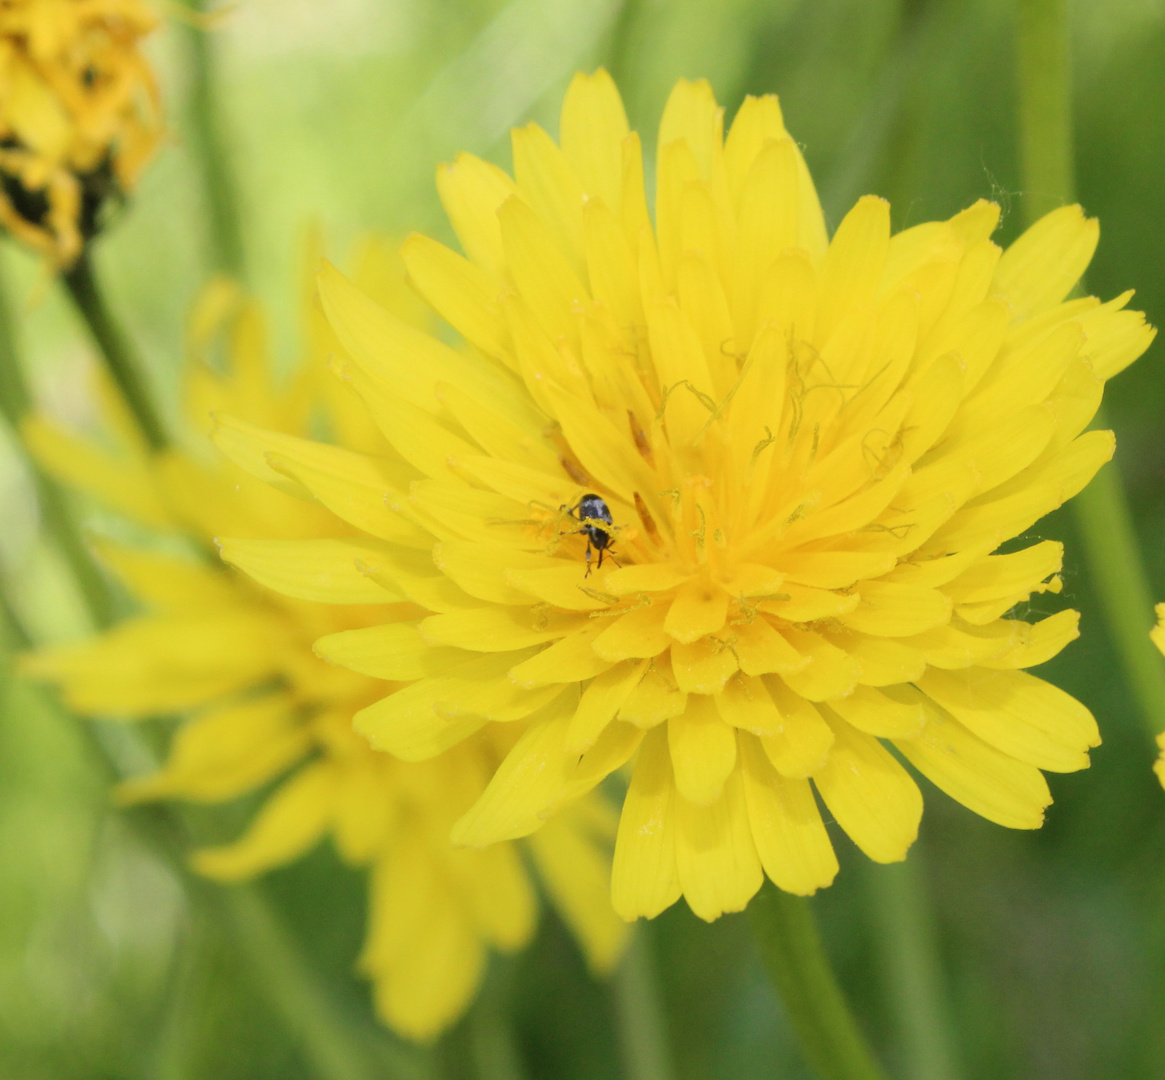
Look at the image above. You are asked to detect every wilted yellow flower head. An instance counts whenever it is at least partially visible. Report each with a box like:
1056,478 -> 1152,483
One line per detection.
215,72 -> 1155,923
21,242 -> 627,1040
1151,604 -> 1165,789
0,0 -> 162,266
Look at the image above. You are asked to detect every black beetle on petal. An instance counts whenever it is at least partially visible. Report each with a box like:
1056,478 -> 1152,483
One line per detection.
561,493 -> 621,575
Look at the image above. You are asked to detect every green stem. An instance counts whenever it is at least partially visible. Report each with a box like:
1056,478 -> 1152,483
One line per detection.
62,251 -> 168,450
822,0 -> 938,217
864,860 -> 960,1080
87,722 -> 427,1080
6,612 -> 420,1080
612,925 -> 675,1080
1068,443 -> 1165,736
0,258 -> 116,626
749,884 -> 889,1080
1016,0 -> 1075,223
151,906 -> 211,1080
1016,0 -> 1165,743
467,961 -> 527,1080
215,883 -> 429,1080
600,0 -> 645,104
182,0 -> 247,278
0,585 -> 31,650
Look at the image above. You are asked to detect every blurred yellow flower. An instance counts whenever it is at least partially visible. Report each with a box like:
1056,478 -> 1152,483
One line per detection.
1151,603 -> 1165,788
20,240 -> 627,1040
214,71 -> 1155,923
0,0 -> 162,266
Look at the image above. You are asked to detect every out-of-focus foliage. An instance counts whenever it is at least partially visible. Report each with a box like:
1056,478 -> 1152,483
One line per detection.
1,0 -> 1163,1077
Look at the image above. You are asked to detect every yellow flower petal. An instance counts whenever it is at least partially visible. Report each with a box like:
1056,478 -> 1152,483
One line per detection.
117,693 -> 310,805
674,764 -> 763,921
593,603 -> 672,661
918,667 -> 1099,772
1077,291 -> 1158,380
21,611 -> 284,715
668,695 -> 737,805
812,720 -> 922,863
218,537 -> 401,605
421,607 -> 584,652
664,580 -> 729,643
671,637 -> 738,694
827,685 -> 925,739
840,581 -> 953,638
353,652 -> 536,759
94,543 -> 237,612
904,619 -> 1020,669
512,121 -> 585,268
827,631 -> 927,687
565,659 -> 647,752
193,763 -> 337,880
895,705 -> 1050,829
992,204 -> 1098,321
508,625 -> 612,686
399,232 -> 508,360
780,628 -> 860,701
363,839 -> 486,1042
612,728 -> 681,920
733,616 -> 811,677
560,68 -> 629,211
619,664 -> 687,728
724,93 -> 786,194
314,623 -> 465,680
23,414 -> 169,527
714,673 -> 783,737
529,805 -> 628,974
435,151 -> 516,278
499,194 -> 589,342
980,609 -> 1079,669
739,734 -> 838,895
947,539 -> 1063,608
454,841 -> 538,949
817,195 -> 890,344
448,702 -> 579,848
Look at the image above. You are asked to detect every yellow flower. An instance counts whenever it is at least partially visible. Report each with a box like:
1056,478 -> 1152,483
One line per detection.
1152,603 -> 1165,789
214,72 -> 1156,923
0,0 -> 162,266
20,239 -> 627,1040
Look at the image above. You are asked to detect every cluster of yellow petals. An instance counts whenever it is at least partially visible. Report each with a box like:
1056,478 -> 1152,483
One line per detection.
21,244 -> 626,1040
215,71 -> 1156,923
1152,604 -> 1165,789
0,0 -> 162,265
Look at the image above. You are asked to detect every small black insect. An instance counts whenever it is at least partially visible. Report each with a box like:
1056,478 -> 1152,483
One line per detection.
562,493 -> 621,575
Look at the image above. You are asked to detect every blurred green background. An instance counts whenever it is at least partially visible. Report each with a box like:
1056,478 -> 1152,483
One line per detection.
1,0 -> 1164,1077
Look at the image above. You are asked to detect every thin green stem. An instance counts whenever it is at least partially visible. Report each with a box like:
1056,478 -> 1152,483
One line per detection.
151,905 -> 211,1080
0,584 -> 31,650
62,251 -> 168,450
1016,0 -> 1165,743
81,717 -> 428,1080
863,859 -> 960,1080
612,925 -> 675,1080
1068,436 -> 1165,735
822,0 -> 938,217
0,258 -> 116,626
749,884 -> 889,1080
600,0 -> 645,103
467,961 -> 527,1080
216,883 -> 430,1080
1016,0 -> 1075,222
6,590 -> 420,1080
182,0 -> 247,278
